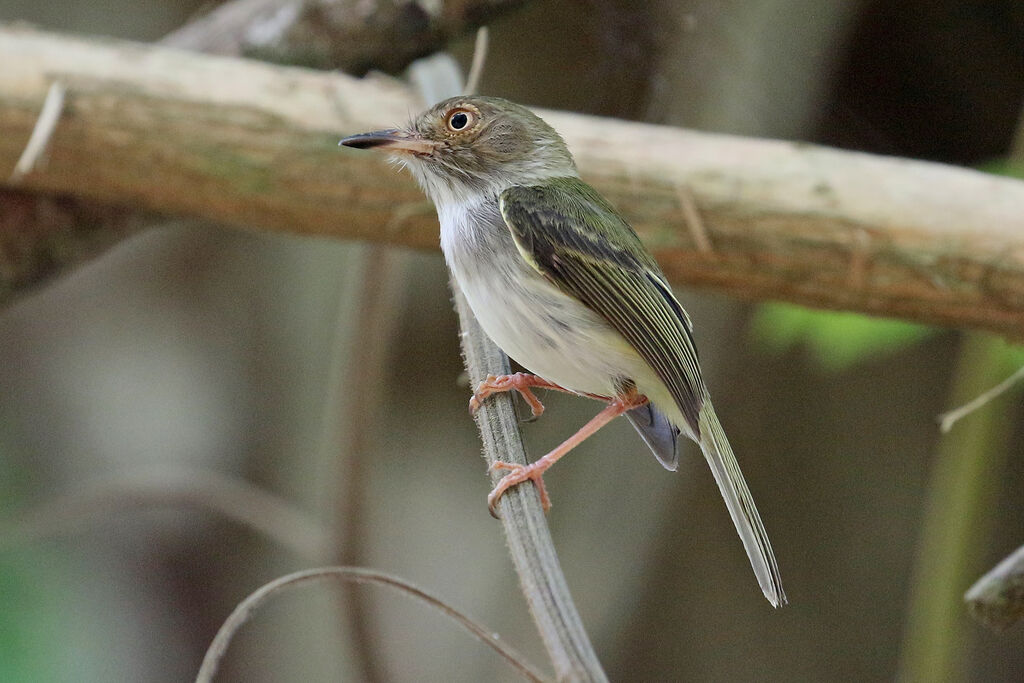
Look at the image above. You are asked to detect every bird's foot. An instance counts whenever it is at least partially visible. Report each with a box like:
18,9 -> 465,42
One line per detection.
485,391 -> 647,517
487,459 -> 552,517
469,372 -> 568,418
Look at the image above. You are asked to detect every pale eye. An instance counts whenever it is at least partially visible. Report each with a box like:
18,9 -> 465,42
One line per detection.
446,109 -> 476,132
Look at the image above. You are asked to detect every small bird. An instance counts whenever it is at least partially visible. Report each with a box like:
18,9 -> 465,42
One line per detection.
341,96 -> 786,607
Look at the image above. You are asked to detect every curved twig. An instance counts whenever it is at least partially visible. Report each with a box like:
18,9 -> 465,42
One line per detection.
938,362 -> 1024,433
195,566 -> 549,683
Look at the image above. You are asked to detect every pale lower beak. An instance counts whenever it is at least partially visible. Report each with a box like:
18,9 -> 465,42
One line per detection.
339,129 -> 439,155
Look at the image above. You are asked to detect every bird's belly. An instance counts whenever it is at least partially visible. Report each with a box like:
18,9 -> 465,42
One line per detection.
456,258 -> 649,398
440,197 -> 657,398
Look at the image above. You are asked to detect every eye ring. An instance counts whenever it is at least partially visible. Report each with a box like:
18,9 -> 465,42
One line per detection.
446,108 -> 477,133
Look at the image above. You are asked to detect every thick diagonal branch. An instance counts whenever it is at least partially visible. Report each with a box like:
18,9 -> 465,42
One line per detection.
2,25 -> 1024,337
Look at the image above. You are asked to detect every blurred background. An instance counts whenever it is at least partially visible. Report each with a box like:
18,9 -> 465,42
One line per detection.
1,0 -> 1023,681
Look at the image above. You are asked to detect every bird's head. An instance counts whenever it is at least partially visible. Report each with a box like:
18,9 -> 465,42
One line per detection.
340,96 -> 577,206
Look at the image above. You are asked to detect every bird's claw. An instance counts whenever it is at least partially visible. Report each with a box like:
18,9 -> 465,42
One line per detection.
469,373 -> 547,418
487,460 -> 551,518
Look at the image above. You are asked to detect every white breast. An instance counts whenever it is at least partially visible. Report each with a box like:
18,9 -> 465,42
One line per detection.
438,196 -> 651,398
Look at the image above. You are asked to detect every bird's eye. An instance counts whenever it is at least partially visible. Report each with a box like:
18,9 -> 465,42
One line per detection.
446,109 -> 477,132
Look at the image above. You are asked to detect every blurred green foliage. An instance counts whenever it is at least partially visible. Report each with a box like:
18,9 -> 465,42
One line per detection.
0,556 -> 66,682
750,302 -> 937,371
751,302 -> 1024,374
978,159 -> 1024,179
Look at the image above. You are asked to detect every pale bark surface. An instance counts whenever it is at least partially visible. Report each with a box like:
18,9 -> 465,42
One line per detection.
2,25 -> 1024,336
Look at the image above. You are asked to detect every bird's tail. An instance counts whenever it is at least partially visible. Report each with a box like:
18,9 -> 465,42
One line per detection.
625,402 -> 680,471
698,399 -> 786,607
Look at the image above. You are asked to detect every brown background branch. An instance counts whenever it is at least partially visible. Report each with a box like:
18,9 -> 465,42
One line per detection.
0,188 -> 150,298
163,0 -> 528,74
3,25 -> 1024,338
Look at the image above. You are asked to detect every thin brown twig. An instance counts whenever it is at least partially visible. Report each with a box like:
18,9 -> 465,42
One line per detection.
194,566 -> 550,683
937,362 -> 1024,433
438,31 -> 605,676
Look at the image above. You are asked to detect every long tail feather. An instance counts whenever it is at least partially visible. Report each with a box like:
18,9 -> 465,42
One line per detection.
698,400 -> 786,607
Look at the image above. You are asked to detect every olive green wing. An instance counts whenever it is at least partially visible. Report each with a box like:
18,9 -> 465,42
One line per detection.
499,177 -> 705,436
501,179 -> 787,607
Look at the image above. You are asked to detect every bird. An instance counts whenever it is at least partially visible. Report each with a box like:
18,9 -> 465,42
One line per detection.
340,96 -> 786,607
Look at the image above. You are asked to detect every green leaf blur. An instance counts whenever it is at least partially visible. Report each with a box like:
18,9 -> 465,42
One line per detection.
977,159 -> 1024,179
750,302 -> 937,371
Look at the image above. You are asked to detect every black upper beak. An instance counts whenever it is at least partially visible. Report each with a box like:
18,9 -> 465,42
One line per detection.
339,129 -> 439,155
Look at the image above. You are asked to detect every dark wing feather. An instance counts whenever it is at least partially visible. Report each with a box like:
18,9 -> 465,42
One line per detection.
499,178 -> 705,436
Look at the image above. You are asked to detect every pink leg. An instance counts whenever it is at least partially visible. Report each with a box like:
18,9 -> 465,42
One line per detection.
487,391 -> 648,516
470,372 -> 606,418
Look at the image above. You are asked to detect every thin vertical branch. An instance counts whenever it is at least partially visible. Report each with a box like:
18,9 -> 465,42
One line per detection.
464,27 -> 490,95
400,37 -> 605,680
452,282 -> 607,682
329,245 -> 407,683
899,103 -> 1024,680
897,335 -> 1021,682
166,6 -> 416,678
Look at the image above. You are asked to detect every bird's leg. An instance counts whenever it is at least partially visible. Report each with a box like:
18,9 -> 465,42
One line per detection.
469,372 -> 607,418
487,389 -> 648,516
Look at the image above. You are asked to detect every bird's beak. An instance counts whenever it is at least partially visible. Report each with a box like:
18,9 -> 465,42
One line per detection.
338,129 -> 439,155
